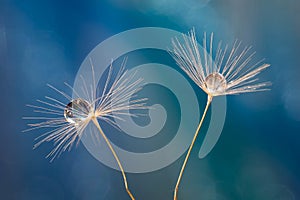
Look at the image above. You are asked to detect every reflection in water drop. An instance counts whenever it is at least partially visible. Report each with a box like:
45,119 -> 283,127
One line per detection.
205,72 -> 227,95
64,98 -> 92,125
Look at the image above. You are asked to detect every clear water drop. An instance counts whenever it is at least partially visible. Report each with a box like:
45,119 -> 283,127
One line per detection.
64,98 -> 92,125
205,72 -> 227,95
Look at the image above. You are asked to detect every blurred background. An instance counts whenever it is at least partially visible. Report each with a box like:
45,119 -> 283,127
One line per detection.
0,0 -> 299,199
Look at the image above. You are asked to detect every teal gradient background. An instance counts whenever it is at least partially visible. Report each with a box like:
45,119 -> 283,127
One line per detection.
0,0 -> 299,199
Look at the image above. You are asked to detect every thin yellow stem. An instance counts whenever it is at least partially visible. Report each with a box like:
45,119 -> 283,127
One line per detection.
174,95 -> 213,200
92,117 -> 135,200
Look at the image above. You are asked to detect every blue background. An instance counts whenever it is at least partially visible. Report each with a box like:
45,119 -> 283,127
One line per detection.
0,0 -> 299,199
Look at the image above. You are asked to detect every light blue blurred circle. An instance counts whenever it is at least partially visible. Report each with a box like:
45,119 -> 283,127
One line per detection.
73,27 -> 226,173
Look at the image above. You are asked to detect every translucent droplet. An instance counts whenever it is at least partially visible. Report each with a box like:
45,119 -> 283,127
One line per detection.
205,72 -> 227,95
64,98 -> 92,125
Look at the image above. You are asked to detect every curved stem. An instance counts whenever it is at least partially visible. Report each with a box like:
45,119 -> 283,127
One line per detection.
174,95 -> 213,200
92,117 -> 135,200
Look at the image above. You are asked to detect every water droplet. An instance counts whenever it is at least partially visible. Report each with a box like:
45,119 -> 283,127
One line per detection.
64,98 -> 92,125
205,72 -> 227,95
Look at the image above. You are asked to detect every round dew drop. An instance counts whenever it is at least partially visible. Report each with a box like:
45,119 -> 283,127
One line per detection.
64,98 -> 91,125
205,72 -> 227,95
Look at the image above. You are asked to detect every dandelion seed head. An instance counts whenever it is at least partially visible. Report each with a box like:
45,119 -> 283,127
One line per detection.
24,58 -> 148,161
170,29 -> 271,97
64,98 -> 92,126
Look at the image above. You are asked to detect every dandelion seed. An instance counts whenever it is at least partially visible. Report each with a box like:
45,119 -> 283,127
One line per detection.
170,29 -> 271,200
24,58 -> 147,200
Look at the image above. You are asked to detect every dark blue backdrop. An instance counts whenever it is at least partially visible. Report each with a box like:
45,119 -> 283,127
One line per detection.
0,0 -> 299,199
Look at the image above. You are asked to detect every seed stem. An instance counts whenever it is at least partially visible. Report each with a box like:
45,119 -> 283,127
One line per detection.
92,117 -> 135,200
174,95 -> 213,200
